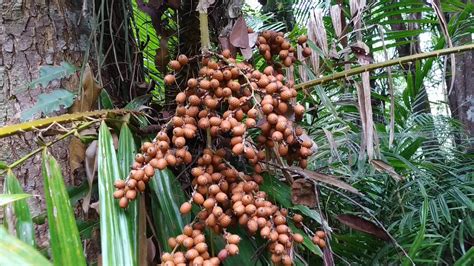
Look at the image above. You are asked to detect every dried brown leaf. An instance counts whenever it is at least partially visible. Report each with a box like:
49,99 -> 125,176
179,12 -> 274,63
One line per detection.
291,179 -> 317,207
69,138 -> 86,176
330,5 -> 343,38
83,140 -> 98,213
290,167 -> 361,195
229,17 -> 249,49
70,65 -> 101,113
146,238 -> 156,264
309,9 -> 328,55
370,159 -> 403,181
337,214 -> 390,241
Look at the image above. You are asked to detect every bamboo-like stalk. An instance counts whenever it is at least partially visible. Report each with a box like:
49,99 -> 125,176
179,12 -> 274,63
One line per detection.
295,43 -> 474,89
0,109 -> 131,138
199,11 -> 211,52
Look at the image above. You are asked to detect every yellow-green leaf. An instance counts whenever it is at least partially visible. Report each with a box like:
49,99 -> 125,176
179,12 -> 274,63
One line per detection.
0,227 -> 51,266
0,194 -> 31,206
42,149 -> 86,266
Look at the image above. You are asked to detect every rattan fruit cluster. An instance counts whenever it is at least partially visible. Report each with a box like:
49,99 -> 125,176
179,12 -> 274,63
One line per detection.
114,30 -> 320,265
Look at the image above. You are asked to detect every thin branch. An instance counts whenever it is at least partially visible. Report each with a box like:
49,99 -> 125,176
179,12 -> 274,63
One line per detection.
295,43 -> 474,90
0,109 -> 135,138
1,120 -> 97,174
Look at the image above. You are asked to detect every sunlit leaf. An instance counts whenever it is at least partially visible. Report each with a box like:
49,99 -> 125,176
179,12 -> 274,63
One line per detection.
0,227 -> 51,266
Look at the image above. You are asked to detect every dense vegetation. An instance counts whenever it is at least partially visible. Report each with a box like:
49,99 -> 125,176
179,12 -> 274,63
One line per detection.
0,0 -> 473,265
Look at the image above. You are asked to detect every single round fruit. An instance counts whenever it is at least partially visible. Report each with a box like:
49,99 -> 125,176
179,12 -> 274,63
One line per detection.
298,35 -> 308,45
164,74 -> 176,85
180,202 -> 192,214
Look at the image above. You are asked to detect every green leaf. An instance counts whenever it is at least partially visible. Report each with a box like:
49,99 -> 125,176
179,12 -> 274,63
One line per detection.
5,170 -> 35,246
455,247 -> 474,266
97,121 -> 134,265
41,149 -> 86,266
402,198 -> 428,266
124,95 -> 152,110
117,123 -> 141,265
29,62 -> 77,88
100,90 -> 114,109
0,227 -> 51,266
291,205 -> 323,225
0,194 -> 31,206
149,168 -> 188,251
21,89 -> 76,121
0,161 -> 7,169
259,173 -> 292,207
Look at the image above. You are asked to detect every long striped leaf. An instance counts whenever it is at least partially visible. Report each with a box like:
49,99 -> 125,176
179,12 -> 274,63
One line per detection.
4,170 -> 35,246
97,121 -> 134,265
42,149 -> 86,266
117,123 -> 143,265
0,227 -> 51,266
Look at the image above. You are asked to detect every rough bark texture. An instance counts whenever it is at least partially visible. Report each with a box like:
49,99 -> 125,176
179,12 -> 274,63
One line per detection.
447,33 -> 474,147
0,0 -> 92,251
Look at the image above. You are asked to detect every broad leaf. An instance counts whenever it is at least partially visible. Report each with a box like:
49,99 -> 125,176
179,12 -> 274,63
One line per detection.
98,121 -> 134,265
4,170 -> 35,246
0,227 -> 51,266
21,89 -> 76,121
117,123 -> 143,265
42,149 -> 86,266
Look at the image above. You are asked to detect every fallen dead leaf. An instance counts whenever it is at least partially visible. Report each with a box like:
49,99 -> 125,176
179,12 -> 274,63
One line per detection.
289,166 -> 362,195
291,178 -> 317,207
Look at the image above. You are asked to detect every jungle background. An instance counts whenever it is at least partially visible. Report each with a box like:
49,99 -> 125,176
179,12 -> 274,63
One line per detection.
0,0 -> 473,265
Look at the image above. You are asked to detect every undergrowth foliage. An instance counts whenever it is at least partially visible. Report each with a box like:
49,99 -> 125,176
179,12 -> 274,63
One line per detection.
112,29 -> 327,265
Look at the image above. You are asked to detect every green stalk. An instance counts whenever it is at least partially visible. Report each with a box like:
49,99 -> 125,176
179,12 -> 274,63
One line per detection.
295,43 -> 474,89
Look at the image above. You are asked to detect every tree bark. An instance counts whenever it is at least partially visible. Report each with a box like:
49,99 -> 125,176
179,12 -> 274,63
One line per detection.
445,1 -> 474,148
0,0 -> 93,250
